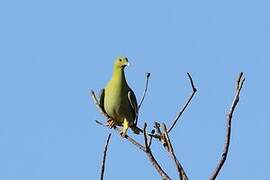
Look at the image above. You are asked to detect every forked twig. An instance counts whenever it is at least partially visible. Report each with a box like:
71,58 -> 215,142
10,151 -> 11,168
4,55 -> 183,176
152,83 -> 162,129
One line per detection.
143,123 -> 171,180
168,73 -> 197,133
100,133 -> 112,180
209,72 -> 245,180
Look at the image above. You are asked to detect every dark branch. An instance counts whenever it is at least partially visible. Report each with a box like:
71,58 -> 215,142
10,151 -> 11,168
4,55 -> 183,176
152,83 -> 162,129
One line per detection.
143,123 -> 149,150
138,72 -> 151,110
168,72 -> 197,133
209,72 -> 245,180
148,131 -> 154,148
100,133 -> 112,180
162,123 -> 188,180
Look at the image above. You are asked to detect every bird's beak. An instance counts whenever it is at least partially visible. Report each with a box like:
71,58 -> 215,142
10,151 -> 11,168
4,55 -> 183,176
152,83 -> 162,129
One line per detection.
126,62 -> 130,66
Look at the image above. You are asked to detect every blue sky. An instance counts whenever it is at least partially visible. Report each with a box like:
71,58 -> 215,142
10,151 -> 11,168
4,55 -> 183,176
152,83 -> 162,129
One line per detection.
0,0 -> 269,179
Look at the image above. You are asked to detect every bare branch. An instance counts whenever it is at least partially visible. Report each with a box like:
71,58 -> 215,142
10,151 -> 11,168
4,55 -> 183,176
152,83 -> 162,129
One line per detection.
209,72 -> 245,180
162,123 -> 188,180
100,133 -> 112,180
143,123 -> 171,180
138,72 -> 151,110
168,72 -> 197,133
95,120 -> 145,152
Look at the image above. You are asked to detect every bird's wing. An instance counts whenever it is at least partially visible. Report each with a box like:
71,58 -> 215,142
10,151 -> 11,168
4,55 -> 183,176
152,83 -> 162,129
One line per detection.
99,88 -> 106,113
128,90 -> 138,125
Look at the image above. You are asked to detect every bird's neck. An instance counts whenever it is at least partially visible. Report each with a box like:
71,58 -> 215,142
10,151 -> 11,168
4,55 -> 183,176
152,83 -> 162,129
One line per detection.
111,67 -> 127,85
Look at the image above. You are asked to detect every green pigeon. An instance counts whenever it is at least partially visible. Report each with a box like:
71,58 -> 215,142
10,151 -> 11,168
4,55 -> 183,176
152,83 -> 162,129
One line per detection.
99,56 -> 140,136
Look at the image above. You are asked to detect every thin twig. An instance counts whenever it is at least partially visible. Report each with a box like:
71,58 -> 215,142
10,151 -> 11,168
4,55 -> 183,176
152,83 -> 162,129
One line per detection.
209,72 -> 245,180
138,72 -> 151,109
168,72 -> 197,133
143,123 -> 171,180
148,133 -> 154,147
162,123 -> 188,180
100,133 -> 112,180
135,72 -> 151,126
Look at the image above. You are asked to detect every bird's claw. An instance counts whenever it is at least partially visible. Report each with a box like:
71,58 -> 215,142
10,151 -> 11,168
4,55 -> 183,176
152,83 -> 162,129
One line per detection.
106,118 -> 116,128
119,129 -> 127,138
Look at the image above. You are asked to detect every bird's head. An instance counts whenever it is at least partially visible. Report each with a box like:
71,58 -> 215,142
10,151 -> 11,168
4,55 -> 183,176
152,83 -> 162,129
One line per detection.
114,56 -> 130,69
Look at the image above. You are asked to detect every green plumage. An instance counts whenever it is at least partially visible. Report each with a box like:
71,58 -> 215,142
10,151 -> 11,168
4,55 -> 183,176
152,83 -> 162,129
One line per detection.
99,57 -> 140,136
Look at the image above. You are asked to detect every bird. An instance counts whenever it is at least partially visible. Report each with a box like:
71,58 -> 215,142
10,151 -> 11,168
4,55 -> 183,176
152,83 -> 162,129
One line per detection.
99,56 -> 140,136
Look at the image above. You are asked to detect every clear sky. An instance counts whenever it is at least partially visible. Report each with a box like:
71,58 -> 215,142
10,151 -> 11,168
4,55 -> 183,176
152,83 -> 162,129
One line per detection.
0,0 -> 269,179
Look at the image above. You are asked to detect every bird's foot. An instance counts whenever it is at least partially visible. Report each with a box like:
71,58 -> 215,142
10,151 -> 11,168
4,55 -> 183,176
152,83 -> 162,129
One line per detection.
120,128 -> 127,138
106,118 -> 116,128
120,120 -> 129,138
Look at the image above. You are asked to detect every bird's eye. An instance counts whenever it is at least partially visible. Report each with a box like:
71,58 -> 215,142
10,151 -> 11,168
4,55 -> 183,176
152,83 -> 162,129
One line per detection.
119,59 -> 122,62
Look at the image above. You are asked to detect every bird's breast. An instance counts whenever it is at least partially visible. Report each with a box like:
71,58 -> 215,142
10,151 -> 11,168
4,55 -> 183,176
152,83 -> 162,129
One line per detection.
104,84 -> 132,123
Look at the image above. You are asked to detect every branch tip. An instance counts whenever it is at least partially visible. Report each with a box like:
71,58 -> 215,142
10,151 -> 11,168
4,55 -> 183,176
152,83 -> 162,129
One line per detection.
210,72 -> 245,180
138,72 -> 151,110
